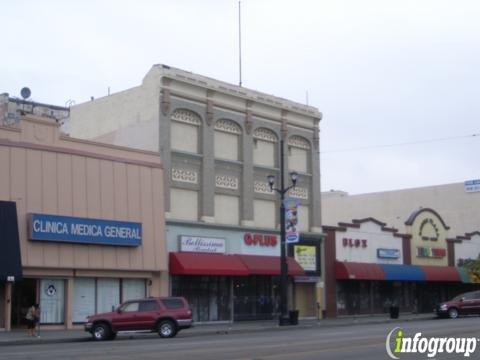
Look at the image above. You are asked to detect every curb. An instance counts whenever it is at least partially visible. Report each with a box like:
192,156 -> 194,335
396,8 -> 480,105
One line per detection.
0,316 -> 436,347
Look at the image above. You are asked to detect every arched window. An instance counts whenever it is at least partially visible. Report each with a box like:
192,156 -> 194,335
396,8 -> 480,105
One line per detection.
170,109 -> 201,154
214,119 -> 242,161
253,128 -> 278,168
288,135 -> 311,173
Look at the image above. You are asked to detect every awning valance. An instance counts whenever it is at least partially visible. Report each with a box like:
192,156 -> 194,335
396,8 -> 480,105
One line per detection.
169,253 -> 305,277
237,254 -> 305,276
381,264 -> 424,281
335,261 -> 384,280
169,252 -> 249,276
0,201 -> 22,282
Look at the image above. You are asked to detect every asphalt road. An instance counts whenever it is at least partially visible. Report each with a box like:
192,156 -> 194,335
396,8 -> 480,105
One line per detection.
2,317 -> 480,360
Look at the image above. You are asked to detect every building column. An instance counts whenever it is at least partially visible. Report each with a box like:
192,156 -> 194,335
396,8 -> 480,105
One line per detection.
201,112 -> 215,222
4,282 -> 12,331
65,278 -> 74,329
310,118 -> 322,233
241,108 -> 254,225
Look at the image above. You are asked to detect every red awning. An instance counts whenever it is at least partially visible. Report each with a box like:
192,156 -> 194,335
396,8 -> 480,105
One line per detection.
335,261 -> 384,280
237,254 -> 305,276
421,266 -> 461,282
169,252 -> 250,276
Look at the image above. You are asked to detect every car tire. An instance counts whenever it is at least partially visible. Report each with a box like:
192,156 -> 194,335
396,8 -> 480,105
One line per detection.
158,320 -> 177,338
92,323 -> 111,341
448,308 -> 459,319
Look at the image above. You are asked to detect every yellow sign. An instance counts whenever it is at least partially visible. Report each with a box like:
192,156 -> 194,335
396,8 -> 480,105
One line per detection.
294,245 -> 316,271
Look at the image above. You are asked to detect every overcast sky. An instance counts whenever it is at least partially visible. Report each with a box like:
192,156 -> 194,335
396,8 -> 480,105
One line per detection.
2,0 -> 479,194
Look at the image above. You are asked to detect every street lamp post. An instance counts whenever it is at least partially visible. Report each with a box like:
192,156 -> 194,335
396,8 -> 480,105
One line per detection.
268,138 -> 298,326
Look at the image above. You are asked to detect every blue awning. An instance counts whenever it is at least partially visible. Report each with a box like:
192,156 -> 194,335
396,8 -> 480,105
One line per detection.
380,264 -> 425,281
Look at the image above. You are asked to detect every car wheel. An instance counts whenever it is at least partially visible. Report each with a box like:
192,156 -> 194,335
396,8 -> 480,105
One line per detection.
448,308 -> 459,319
92,323 -> 111,341
158,320 -> 177,338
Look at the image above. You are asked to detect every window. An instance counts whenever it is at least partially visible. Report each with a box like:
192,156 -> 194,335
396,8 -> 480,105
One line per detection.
73,278 -> 95,323
139,300 -> 160,312
170,188 -> 199,221
122,279 -> 146,301
161,298 -> 185,309
170,109 -> 201,153
253,199 -> 276,228
97,278 -> 120,313
253,128 -> 277,167
121,302 -> 140,312
214,119 -> 241,161
214,194 -> 239,225
298,205 -> 310,232
288,136 -> 310,173
40,279 -> 65,324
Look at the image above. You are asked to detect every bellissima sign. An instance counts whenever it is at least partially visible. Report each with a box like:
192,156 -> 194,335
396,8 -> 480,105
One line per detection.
28,213 -> 142,246
180,236 -> 226,253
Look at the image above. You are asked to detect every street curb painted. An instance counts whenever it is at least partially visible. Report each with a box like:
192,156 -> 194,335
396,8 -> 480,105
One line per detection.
0,315 -> 437,347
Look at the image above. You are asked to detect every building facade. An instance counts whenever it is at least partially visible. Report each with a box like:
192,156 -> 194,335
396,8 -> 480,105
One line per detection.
324,209 -> 480,318
0,111 -> 167,330
67,65 -> 324,321
322,181 -> 480,237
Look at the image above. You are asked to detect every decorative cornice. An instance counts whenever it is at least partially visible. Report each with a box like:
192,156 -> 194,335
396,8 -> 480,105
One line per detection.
254,181 -> 274,195
288,135 -> 311,150
214,119 -> 241,134
171,109 -> 201,126
215,175 -> 239,190
253,128 -> 277,143
171,168 -> 198,184
288,187 -> 308,200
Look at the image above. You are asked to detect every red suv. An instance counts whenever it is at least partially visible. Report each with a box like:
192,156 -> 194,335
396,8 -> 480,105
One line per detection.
85,297 -> 193,340
436,291 -> 480,319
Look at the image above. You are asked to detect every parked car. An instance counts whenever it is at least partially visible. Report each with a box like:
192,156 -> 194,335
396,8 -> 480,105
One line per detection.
436,291 -> 480,319
85,297 -> 193,340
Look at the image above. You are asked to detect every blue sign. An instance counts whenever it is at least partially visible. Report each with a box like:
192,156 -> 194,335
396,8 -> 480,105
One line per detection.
29,214 -> 141,246
377,248 -> 400,259
465,179 -> 480,193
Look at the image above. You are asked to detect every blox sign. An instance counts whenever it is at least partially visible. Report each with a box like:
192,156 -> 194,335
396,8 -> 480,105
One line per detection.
29,213 -> 142,246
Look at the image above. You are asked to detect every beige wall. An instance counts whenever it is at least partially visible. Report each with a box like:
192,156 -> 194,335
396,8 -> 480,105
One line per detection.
407,210 -> 449,266
322,183 -> 480,237
0,115 -> 167,274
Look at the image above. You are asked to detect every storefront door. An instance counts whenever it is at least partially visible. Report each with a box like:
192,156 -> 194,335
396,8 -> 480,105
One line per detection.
233,276 -> 277,321
11,279 -> 37,328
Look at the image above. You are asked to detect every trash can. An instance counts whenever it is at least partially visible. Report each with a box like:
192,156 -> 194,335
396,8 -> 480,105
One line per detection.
289,310 -> 299,325
389,306 -> 399,319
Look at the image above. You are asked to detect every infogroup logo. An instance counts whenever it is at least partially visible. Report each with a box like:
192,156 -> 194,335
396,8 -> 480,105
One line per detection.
385,327 -> 478,359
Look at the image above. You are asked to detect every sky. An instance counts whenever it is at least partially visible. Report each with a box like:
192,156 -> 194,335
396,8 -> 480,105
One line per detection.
1,0 -> 479,194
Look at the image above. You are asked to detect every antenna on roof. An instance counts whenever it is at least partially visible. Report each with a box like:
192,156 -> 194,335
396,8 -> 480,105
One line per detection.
238,1 -> 242,87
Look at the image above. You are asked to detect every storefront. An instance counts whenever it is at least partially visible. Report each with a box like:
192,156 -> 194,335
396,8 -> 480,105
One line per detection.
288,236 -> 322,318
167,222 -> 306,323
324,211 -> 480,318
0,114 -> 168,330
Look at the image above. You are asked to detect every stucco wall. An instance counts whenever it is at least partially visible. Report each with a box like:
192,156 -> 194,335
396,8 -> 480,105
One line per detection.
322,183 -> 480,237
0,116 -> 167,272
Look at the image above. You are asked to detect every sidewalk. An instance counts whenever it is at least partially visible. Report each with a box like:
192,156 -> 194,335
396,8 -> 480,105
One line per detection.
0,313 -> 435,346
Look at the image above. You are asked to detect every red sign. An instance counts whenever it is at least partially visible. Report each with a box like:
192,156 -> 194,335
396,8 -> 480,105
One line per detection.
342,238 -> 367,248
244,233 -> 278,247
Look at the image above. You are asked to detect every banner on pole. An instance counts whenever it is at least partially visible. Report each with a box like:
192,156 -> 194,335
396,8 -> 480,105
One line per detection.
284,197 -> 300,243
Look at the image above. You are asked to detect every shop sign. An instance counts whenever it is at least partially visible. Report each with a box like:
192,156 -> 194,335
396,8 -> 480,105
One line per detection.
417,246 -> 446,258
244,233 -> 277,247
294,245 -> 317,271
465,179 -> 480,193
29,213 -> 141,246
180,236 -> 226,253
343,238 -> 367,248
284,197 -> 300,243
377,248 -> 400,259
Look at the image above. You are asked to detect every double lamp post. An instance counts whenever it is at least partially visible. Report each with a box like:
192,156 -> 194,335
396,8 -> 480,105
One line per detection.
267,138 -> 298,326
